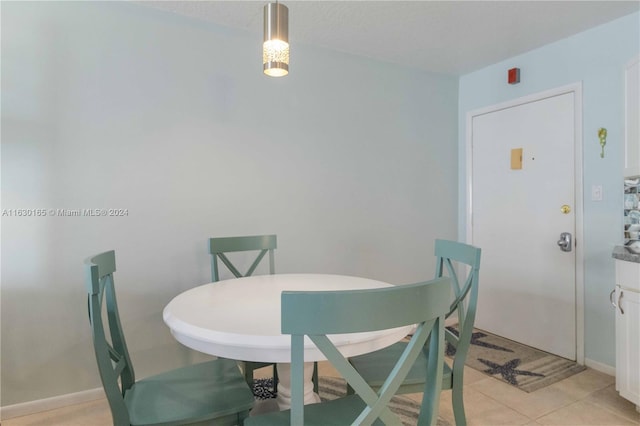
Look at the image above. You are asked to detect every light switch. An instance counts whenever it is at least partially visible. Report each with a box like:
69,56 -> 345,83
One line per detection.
592,185 -> 603,201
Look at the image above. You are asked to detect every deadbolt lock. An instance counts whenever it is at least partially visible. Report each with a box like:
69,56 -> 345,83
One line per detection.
560,205 -> 571,214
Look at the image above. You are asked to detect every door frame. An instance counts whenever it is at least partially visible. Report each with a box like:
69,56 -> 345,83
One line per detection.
465,82 -> 584,364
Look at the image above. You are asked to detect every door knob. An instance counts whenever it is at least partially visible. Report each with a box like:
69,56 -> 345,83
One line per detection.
557,232 -> 572,252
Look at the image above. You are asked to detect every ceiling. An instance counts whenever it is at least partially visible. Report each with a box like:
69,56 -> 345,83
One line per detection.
140,1 -> 639,75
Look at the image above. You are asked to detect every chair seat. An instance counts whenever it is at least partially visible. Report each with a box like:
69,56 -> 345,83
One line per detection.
124,358 -> 255,426
349,341 -> 453,394
245,394 -> 385,426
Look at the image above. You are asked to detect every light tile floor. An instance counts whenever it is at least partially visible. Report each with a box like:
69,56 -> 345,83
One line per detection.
3,363 -> 638,425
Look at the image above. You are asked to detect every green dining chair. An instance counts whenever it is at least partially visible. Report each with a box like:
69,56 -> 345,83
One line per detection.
349,239 -> 481,426
85,250 -> 254,426
209,235 -> 318,393
245,276 -> 450,426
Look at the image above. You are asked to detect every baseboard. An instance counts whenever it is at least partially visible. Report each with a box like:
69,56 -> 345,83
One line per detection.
0,387 -> 105,420
584,358 -> 616,377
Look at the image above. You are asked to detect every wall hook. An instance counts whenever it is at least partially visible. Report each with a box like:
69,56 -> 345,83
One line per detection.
598,128 -> 607,158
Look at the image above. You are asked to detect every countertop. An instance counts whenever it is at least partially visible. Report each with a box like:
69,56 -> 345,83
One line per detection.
612,245 -> 640,263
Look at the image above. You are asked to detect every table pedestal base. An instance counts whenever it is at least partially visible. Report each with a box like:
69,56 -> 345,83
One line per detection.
275,362 -> 321,410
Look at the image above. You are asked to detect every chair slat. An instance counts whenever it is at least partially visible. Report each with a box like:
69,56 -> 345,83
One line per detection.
245,249 -> 269,277
209,235 -> 277,253
217,253 -> 243,278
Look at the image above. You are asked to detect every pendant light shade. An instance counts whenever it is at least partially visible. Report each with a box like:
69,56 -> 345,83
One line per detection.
263,2 -> 289,77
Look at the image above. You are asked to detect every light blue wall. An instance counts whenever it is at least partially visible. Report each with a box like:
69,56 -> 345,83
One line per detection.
1,2 -> 458,405
458,12 -> 640,367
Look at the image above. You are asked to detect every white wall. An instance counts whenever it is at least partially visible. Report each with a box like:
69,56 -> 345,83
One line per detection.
1,2 -> 459,406
458,12 -> 640,368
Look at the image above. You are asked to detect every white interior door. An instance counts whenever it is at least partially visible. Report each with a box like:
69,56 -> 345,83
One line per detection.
470,91 -> 577,360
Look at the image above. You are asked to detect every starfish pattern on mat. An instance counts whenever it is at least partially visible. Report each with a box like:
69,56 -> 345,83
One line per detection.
253,377 -> 277,399
445,327 -> 514,356
478,358 -> 545,385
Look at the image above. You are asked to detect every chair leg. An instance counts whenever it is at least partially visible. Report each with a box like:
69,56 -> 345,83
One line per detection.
243,362 -> 254,388
273,364 -> 279,395
451,382 -> 467,426
312,361 -> 319,393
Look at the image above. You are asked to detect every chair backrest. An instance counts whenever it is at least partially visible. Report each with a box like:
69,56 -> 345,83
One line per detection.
209,235 -> 277,282
282,277 -> 450,426
434,239 -> 481,369
85,250 -> 134,426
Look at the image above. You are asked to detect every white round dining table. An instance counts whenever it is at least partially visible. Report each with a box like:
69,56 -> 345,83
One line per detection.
163,273 -> 411,410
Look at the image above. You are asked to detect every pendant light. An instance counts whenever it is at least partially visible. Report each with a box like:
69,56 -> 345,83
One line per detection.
263,2 -> 289,77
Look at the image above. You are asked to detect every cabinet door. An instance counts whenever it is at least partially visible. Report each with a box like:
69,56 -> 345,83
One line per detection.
616,286 -> 640,406
616,260 -> 640,293
624,56 -> 640,177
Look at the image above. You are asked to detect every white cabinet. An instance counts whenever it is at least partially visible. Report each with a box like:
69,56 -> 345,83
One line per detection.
614,260 -> 640,409
624,56 -> 640,177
